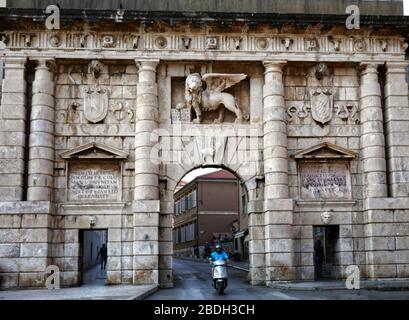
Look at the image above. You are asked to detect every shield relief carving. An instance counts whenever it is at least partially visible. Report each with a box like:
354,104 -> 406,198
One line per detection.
82,86 -> 110,124
309,88 -> 334,125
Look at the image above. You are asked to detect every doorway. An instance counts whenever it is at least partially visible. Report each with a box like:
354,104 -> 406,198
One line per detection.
78,229 -> 108,286
313,225 -> 340,280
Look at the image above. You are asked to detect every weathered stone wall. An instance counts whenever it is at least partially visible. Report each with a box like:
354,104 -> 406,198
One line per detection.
0,202 -> 52,288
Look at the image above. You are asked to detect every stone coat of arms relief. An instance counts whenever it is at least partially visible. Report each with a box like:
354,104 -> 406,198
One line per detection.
309,87 -> 334,125
81,60 -> 110,124
309,63 -> 334,126
82,86 -> 110,124
287,63 -> 360,127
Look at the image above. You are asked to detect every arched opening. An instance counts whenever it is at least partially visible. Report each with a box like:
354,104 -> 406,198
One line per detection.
158,165 -> 251,295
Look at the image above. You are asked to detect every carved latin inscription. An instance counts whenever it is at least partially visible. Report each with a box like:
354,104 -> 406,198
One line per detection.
68,162 -> 121,202
299,162 -> 351,200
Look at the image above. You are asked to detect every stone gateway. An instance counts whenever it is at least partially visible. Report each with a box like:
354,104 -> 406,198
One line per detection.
1,1 -> 409,289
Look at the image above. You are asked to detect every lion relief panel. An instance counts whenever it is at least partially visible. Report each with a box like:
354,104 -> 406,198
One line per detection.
171,72 -> 251,124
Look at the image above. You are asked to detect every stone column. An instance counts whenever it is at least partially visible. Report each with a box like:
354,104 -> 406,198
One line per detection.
360,62 -> 387,198
263,61 -> 289,199
384,62 -> 409,197
27,58 -> 56,201
262,61 -> 295,284
360,62 -> 389,279
0,57 -> 27,200
133,59 -> 160,286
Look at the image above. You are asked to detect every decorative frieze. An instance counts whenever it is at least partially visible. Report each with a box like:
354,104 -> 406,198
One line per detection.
2,31 -> 406,55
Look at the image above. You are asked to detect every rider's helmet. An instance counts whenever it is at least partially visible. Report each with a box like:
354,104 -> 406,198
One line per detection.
216,244 -> 222,253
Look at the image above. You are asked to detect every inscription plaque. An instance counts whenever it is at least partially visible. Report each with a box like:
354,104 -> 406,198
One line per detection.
68,162 -> 121,202
299,162 -> 351,200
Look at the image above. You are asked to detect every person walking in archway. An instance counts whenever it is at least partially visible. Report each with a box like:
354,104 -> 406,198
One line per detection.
97,244 -> 108,270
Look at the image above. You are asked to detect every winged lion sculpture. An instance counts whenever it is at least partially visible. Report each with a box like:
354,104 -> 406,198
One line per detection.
176,73 -> 248,124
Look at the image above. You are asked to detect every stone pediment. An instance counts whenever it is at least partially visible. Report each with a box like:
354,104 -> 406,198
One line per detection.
292,142 -> 357,160
60,142 -> 128,160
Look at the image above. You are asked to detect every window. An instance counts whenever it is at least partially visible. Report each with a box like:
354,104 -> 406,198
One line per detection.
187,193 -> 192,210
192,189 -> 197,208
241,194 -> 247,215
183,225 -> 187,242
181,197 -> 185,212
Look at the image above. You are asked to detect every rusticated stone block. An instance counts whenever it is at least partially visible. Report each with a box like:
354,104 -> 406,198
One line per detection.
20,243 -> 48,257
0,244 -> 20,258
19,273 -> 45,287
133,256 -> 159,270
133,269 -> 158,285
0,273 -> 19,288
133,241 -> 159,255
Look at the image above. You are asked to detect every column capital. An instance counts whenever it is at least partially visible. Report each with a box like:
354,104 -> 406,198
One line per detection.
263,60 -> 287,72
30,57 -> 56,72
135,59 -> 160,72
359,62 -> 383,75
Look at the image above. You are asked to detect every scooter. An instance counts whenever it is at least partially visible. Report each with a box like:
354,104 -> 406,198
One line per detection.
211,260 -> 228,295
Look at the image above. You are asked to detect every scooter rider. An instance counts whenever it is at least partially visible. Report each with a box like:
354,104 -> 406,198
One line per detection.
209,244 -> 230,288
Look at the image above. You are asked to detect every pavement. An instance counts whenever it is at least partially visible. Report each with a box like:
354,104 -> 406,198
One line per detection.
269,279 -> 409,291
0,284 -> 158,300
147,258 -> 409,300
0,264 -> 157,300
